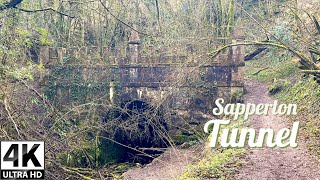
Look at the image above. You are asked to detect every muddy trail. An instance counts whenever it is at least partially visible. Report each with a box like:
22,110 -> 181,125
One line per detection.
123,80 -> 320,179
234,80 -> 320,179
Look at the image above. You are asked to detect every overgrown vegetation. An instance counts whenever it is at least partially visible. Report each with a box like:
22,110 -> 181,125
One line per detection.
180,148 -> 245,180
179,118 -> 246,180
1,0 -> 319,179
272,79 -> 320,157
0,0 -> 240,178
245,24 -> 320,162
246,49 -> 320,159
245,50 -> 300,82
242,0 -> 320,160
244,22 -> 320,159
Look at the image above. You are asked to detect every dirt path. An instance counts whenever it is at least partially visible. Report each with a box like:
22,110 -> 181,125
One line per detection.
122,147 -> 202,180
124,147 -> 201,180
234,80 -> 320,180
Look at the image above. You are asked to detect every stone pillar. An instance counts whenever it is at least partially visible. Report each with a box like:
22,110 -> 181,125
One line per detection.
109,80 -> 118,105
233,27 -> 245,83
127,30 -> 141,64
57,48 -> 65,65
115,48 -> 121,65
127,29 -> 141,85
231,27 -> 246,100
39,47 -> 49,65
79,47 -> 87,63
39,47 -> 49,84
48,48 -> 58,65
103,47 -> 110,64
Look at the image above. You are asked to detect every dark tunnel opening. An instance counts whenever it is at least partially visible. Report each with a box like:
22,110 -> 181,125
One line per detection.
101,100 -> 169,164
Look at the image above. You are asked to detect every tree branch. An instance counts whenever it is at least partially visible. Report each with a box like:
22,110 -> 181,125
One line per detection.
155,0 -> 161,32
0,0 -> 74,18
301,70 -> 320,74
244,47 -> 267,61
312,16 -> 320,34
209,41 -> 319,70
0,0 -> 23,11
14,7 -> 75,18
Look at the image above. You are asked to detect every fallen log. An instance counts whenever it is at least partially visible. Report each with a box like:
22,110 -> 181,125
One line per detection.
301,70 -> 320,74
138,147 -> 167,152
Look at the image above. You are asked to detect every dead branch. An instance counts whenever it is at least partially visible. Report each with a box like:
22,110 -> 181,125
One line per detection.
301,70 -> 320,74
309,48 -> 320,56
15,7 -> 75,18
312,16 -> 320,34
2,97 -> 21,138
244,47 -> 267,61
252,67 -> 269,75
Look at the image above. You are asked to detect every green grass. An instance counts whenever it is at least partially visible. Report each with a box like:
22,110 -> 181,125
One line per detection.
178,120 -> 246,180
245,52 -> 300,82
179,148 -> 245,180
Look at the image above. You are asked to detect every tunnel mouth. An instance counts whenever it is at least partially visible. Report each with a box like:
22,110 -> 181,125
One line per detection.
101,100 -> 169,164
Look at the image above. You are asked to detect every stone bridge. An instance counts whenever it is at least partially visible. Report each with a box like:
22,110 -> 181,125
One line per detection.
38,29 -> 245,113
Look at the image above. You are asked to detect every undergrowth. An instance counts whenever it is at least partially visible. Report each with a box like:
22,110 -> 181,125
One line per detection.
245,50 -> 299,82
273,78 -> 320,157
179,148 -> 245,180
178,119 -> 246,180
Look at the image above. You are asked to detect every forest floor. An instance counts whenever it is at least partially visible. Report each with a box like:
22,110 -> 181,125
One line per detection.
123,79 -> 320,179
234,80 -> 320,179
